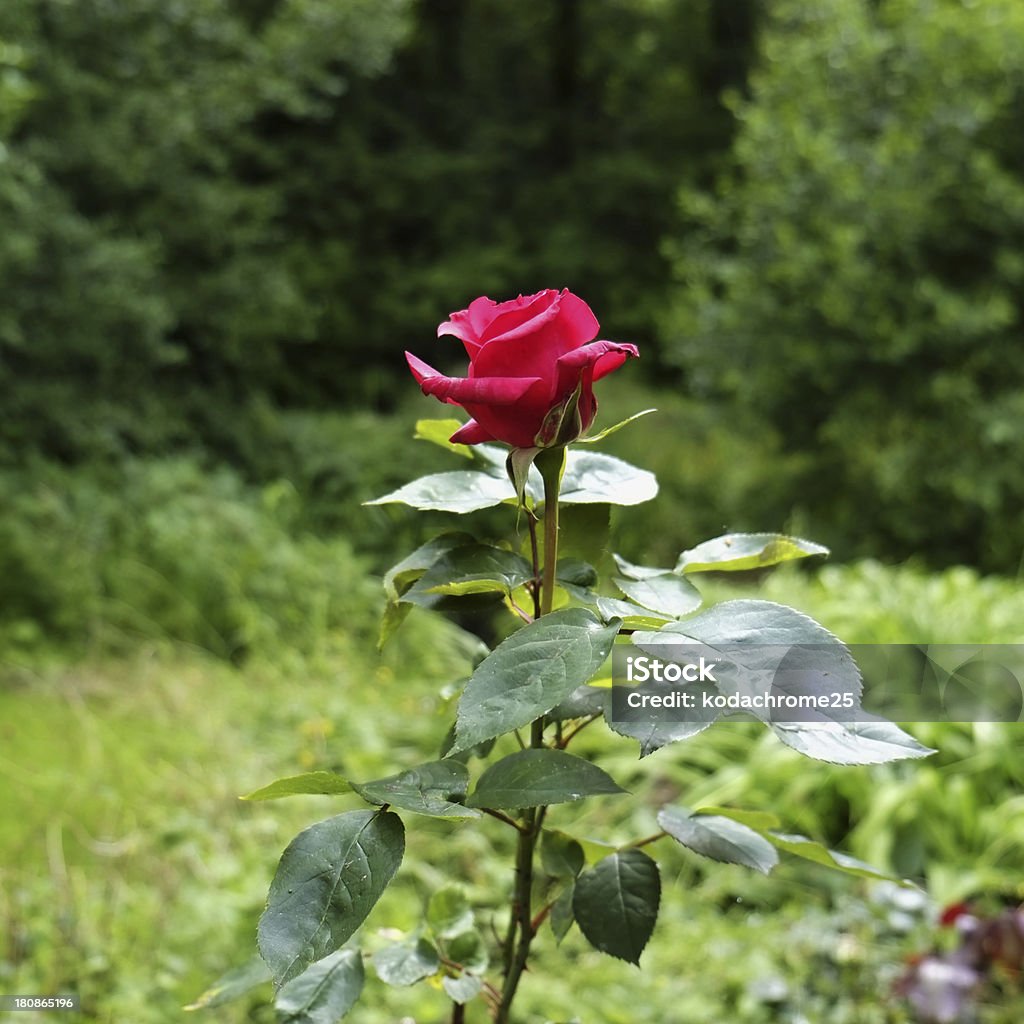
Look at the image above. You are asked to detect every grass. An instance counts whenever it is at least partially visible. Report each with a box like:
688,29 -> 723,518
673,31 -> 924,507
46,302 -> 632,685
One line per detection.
1,644 -> 918,1024
4,555 -> 1024,1022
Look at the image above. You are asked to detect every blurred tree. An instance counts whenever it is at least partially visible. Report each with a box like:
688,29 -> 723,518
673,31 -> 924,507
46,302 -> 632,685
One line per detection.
257,0 -> 761,402
0,0 -> 412,461
1,0 -> 759,462
665,0 -> 1024,572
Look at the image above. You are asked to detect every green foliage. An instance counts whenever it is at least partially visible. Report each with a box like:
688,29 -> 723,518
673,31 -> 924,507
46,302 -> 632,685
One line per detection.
450,608 -> 620,752
236,401 -> 938,1023
273,948 -> 364,1024
369,440 -> 659,513
372,939 -> 439,988
465,749 -> 624,809
573,850 -> 661,965
0,0 -> 412,461
352,761 -> 479,819
666,0 -> 1024,572
629,599 -> 931,763
0,457 -> 378,663
258,810 -> 404,985
658,806 -> 779,875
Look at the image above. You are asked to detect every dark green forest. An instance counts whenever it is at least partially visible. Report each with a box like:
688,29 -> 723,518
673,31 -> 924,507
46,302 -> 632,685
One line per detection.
0,0 -> 753,444
2,0 -> 1023,607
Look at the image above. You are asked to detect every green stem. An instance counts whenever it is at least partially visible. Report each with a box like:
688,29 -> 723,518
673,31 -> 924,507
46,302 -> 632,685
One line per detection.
537,447 -> 565,616
627,831 -> 668,850
496,725 -> 547,1023
495,445 -> 565,1024
527,511 -> 542,620
482,807 -> 529,833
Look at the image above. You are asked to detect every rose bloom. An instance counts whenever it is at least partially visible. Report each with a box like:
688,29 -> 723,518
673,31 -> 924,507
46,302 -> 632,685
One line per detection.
406,289 -> 639,449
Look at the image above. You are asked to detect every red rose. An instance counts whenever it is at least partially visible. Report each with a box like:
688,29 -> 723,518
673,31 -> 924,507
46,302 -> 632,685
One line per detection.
406,289 -> 639,448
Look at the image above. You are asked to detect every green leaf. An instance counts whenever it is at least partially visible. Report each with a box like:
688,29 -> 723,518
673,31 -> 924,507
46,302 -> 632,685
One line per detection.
703,812 -> 908,882
676,533 -> 829,574
446,929 -> 489,972
633,601 -> 933,764
550,884 -> 576,943
406,544 -> 532,602
595,596 -> 672,630
506,446 -> 541,506
767,832 -> 899,881
605,715 -> 716,758
771,719 -> 935,765
382,533 -> 475,602
633,599 -> 858,721
613,573 -> 702,618
605,638 -> 719,754
440,725 -> 495,763
414,418 -> 474,459
242,772 -> 352,802
274,949 -> 364,1024
378,601 -> 412,651
443,973 -> 483,1004
658,806 -> 778,875
577,408 -> 658,443
466,749 -> 624,809
184,956 -> 271,1011
258,811 -> 405,986
470,444 -> 509,471
573,850 -> 660,965
450,608 -> 620,753
634,598 -> 843,647
694,807 -> 782,832
558,451 -> 658,506
379,533 -> 475,649
541,830 -> 585,879
373,938 -> 439,987
549,682 -> 609,720
367,471 -> 514,513
427,886 -> 474,940
351,760 -> 479,819
556,559 -> 598,589
612,553 -> 670,580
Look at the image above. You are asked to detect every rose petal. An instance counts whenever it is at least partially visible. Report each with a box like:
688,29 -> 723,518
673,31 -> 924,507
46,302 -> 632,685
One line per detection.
479,290 -> 561,345
554,340 -> 639,390
461,398 -> 549,448
405,351 -> 542,406
449,419 -> 495,444
550,290 -> 601,349
437,295 -> 499,356
554,340 -> 640,433
406,351 -> 460,406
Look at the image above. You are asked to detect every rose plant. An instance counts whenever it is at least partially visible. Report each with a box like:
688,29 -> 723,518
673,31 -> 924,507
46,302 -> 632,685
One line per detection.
190,290 -> 933,1023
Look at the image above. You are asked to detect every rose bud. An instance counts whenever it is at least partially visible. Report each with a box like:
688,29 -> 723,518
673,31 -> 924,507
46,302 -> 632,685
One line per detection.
406,289 -> 638,449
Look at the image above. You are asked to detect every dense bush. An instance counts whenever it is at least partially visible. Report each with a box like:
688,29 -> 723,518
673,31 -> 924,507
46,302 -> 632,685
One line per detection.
666,0 -> 1024,572
0,457 -> 378,663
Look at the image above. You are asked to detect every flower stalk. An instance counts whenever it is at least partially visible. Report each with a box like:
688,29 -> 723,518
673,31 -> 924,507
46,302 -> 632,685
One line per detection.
494,445 -> 565,1022
537,446 -> 566,617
